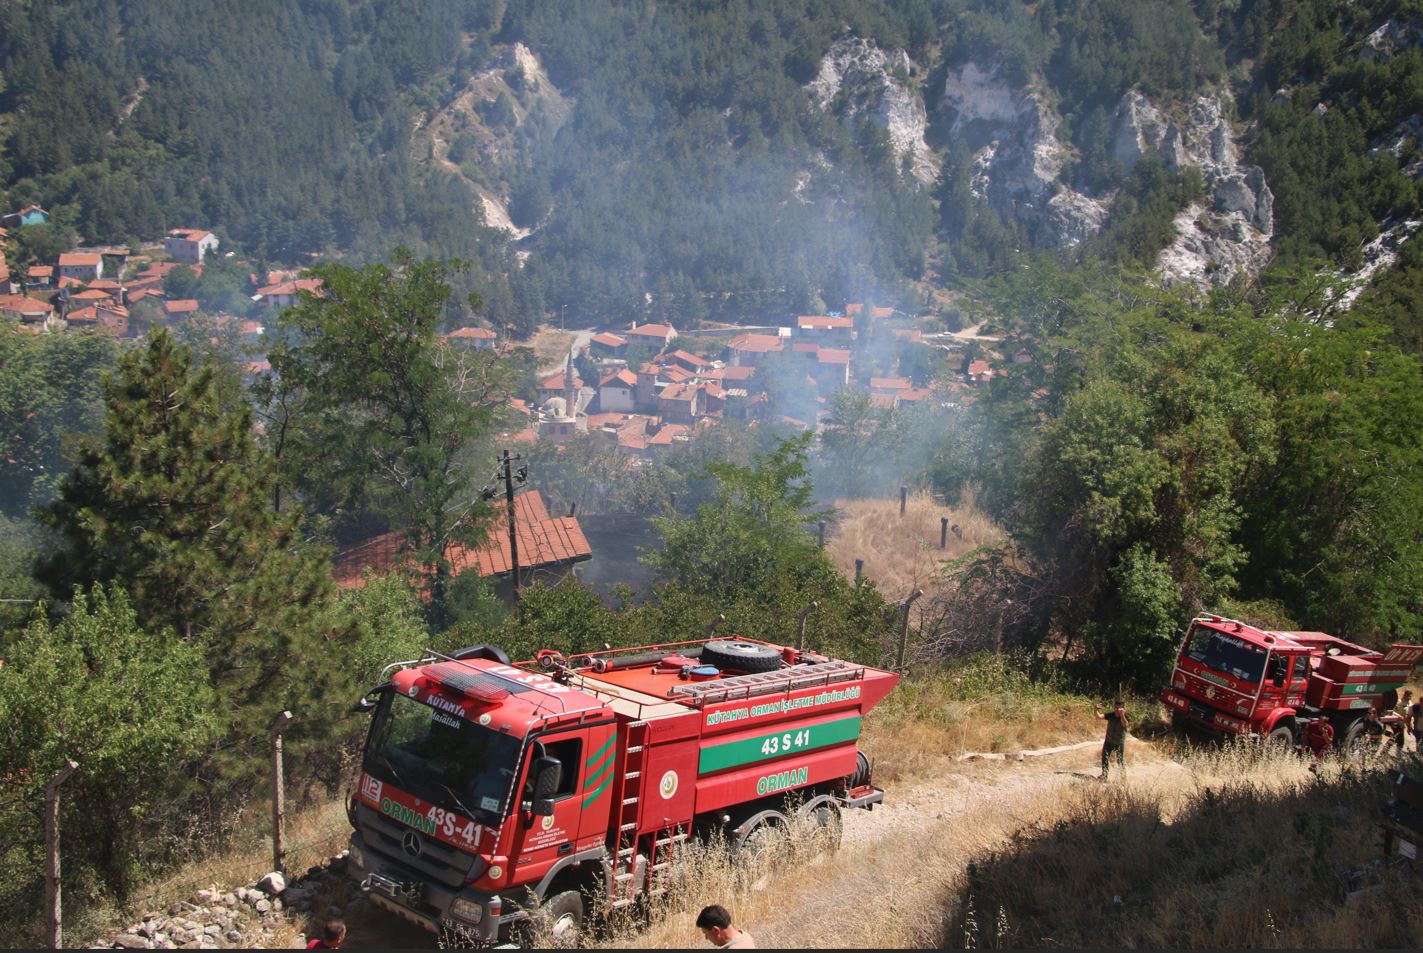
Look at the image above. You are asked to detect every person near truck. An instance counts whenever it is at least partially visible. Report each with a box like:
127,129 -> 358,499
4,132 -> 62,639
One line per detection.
1408,692 -> 1423,752
1360,706 -> 1388,763
306,920 -> 345,950
1095,700 -> 1129,780
1302,718 -> 1334,767
697,905 -> 756,949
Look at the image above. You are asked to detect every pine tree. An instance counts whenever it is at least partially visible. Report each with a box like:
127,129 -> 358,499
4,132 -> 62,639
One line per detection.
37,329 -> 340,779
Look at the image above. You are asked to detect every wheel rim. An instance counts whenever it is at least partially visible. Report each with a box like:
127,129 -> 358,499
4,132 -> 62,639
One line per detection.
551,912 -> 578,940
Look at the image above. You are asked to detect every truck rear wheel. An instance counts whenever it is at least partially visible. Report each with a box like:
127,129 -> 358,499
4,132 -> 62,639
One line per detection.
802,801 -> 842,854
702,640 -> 783,674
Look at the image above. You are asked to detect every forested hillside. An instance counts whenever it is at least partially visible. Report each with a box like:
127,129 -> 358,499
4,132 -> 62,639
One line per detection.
5,1 -> 1423,329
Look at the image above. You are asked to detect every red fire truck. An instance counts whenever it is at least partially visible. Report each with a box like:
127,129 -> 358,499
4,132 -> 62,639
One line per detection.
344,638 -> 898,943
1160,615 -> 1423,748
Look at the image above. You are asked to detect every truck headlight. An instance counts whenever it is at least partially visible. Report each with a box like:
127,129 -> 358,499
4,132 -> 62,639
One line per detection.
450,898 -> 483,924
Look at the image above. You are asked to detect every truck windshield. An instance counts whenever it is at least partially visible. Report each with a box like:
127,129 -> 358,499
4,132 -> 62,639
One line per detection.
1184,626 -> 1268,685
365,692 -> 521,826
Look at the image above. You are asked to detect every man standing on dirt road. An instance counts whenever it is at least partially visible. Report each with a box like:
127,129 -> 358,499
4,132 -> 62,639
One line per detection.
1095,700 -> 1129,780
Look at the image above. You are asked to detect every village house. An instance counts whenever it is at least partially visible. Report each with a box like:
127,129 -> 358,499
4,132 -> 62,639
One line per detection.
967,359 -> 994,383
163,299 -> 200,320
657,382 -> 703,423
589,331 -> 629,358
625,322 -> 677,349
725,332 -> 783,367
25,265 -> 53,289
664,349 -> 707,374
795,314 -> 854,345
66,303 -> 129,337
646,422 -> 692,453
3,204 -> 49,229
845,302 -> 894,321
813,348 -> 851,392
445,326 -> 497,349
164,228 -> 220,264
253,277 -> 322,309
633,362 -> 661,408
0,293 -> 55,324
332,489 -> 592,602
597,368 -> 638,413
57,252 -> 103,282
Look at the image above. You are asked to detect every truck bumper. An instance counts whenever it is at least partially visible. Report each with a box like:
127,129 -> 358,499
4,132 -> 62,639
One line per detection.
1160,690 -> 1251,736
345,832 -> 515,942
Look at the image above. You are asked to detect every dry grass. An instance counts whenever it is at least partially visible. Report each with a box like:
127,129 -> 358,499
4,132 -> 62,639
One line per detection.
944,744 -> 1423,949
826,490 -> 1002,612
530,327 -> 576,367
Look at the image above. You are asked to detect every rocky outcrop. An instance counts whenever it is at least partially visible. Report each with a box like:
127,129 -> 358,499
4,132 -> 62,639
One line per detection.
940,62 -> 1108,247
1338,217 -> 1423,308
1359,17 -> 1423,62
808,38 -> 939,184
1110,92 -> 1275,287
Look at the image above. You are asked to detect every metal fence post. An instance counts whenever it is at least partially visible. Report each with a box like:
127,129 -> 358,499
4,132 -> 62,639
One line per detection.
45,759 -> 78,950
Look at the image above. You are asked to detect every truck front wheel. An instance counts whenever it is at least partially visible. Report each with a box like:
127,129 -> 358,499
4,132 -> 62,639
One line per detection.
532,889 -> 584,947
1265,724 -> 1295,751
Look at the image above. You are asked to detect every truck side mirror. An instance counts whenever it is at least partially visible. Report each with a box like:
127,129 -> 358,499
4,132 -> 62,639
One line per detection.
532,756 -> 562,805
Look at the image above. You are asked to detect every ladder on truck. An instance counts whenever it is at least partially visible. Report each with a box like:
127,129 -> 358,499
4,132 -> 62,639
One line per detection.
607,720 -> 687,910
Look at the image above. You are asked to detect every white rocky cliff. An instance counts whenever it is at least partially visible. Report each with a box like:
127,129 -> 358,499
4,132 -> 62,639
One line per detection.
939,62 -> 1108,248
1115,92 -> 1275,287
807,38 -> 939,184
938,60 -> 1275,286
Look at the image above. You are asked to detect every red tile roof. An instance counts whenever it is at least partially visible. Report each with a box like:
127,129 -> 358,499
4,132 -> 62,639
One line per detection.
71,288 -> 113,301
661,365 -> 693,383
58,253 -> 101,267
27,265 -> 53,278
791,341 -> 821,354
164,299 -> 200,315
871,377 -> 911,391
600,369 -> 637,388
666,349 -> 705,367
538,371 -> 582,391
591,332 -> 628,347
332,490 -> 591,589
647,424 -> 691,446
968,360 -> 992,377
797,315 -> 853,330
728,333 -> 783,353
256,278 -> 322,298
721,365 -> 758,381
167,228 -> 215,242
816,348 -> 851,365
88,279 -> 123,291
0,294 -> 54,317
627,323 -> 674,340
658,382 -> 698,402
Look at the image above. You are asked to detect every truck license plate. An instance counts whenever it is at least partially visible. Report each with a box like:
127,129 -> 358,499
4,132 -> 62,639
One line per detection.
1400,839 -> 1418,861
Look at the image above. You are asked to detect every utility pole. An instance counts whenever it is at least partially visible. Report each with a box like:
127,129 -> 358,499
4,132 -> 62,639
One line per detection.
500,450 -> 522,591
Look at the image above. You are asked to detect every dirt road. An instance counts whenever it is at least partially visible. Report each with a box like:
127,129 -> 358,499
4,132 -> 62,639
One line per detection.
329,736 -> 1189,950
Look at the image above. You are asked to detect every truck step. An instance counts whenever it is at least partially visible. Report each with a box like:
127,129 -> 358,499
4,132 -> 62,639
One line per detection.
622,797 -> 639,807
654,833 -> 687,847
620,822 -> 636,832
611,898 -> 638,909
625,745 -> 644,754
614,872 -> 636,882
650,861 -> 672,872
624,771 -> 640,780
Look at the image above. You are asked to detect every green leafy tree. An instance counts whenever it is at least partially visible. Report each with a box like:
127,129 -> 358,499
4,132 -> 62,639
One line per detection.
0,324 -> 116,515
645,432 -> 829,602
37,329 -> 338,774
0,587 -> 221,912
267,251 -> 510,622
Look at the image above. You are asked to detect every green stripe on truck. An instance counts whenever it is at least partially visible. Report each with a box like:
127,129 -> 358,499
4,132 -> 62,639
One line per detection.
698,715 -> 862,774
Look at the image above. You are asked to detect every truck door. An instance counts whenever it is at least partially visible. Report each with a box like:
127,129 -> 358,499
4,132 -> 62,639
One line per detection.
1286,654 -> 1309,707
1261,651 -> 1292,712
511,730 -> 587,882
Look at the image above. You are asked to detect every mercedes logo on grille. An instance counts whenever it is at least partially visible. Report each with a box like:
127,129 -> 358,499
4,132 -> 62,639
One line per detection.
401,830 -> 423,858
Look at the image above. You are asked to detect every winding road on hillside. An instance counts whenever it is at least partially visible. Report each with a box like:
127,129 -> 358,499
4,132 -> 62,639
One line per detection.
328,736 -> 1189,950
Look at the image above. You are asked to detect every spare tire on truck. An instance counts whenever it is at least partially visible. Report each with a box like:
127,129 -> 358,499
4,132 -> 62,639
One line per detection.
701,640 -> 783,674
